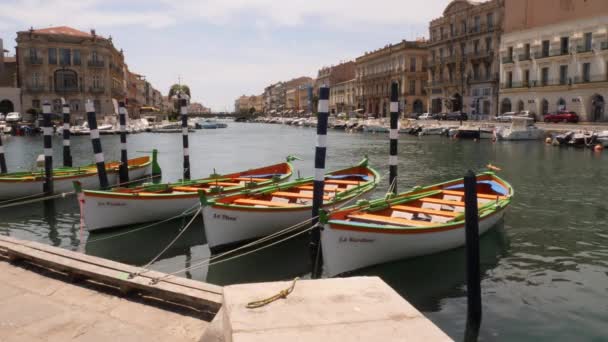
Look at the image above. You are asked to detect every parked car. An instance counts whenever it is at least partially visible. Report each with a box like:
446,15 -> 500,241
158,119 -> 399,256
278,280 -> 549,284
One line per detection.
496,112 -> 517,122
543,111 -> 579,123
407,112 -> 422,119
418,113 -> 434,120
516,110 -> 537,122
442,112 -> 468,121
5,112 -> 22,123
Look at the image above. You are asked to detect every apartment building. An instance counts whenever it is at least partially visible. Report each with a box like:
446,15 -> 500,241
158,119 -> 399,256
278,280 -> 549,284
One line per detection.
427,0 -> 504,117
499,0 -> 608,121
329,79 -> 356,113
356,40 -> 428,117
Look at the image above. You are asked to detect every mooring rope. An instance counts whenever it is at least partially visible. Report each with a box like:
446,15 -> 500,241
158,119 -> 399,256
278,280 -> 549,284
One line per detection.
246,277 -> 299,309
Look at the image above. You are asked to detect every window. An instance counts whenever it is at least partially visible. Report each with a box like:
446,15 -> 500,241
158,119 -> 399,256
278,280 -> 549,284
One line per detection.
542,40 -> 550,57
461,20 -> 467,35
32,100 -> 40,109
541,99 -> 549,115
91,51 -> 100,62
93,100 -> 101,114
54,69 -> 78,91
450,23 -> 454,37
508,46 -> 513,60
524,69 -> 530,86
524,43 -> 531,59
73,50 -> 81,65
440,27 -> 444,39
474,16 -> 480,32
517,100 -> 524,112
559,65 -> 568,85
485,37 -> 492,52
48,48 -> 57,65
29,47 -> 37,59
409,80 -> 416,95
439,48 -> 444,59
541,67 -> 549,86
31,72 -> 41,86
59,48 -> 71,66
584,32 -> 592,51
474,40 -> 480,54
557,98 -> 566,111
410,57 -> 416,72
487,13 -> 494,30
506,71 -> 513,88
583,63 -> 591,82
473,64 -> 480,80
92,75 -> 102,88
560,37 -> 569,54
460,42 -> 466,55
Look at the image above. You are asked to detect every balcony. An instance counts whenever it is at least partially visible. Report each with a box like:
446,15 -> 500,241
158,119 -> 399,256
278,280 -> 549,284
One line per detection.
469,50 -> 493,61
111,86 -> 126,97
576,45 -> 593,53
87,60 -> 105,68
501,81 -> 530,89
502,56 -> 514,64
573,74 -> 608,84
534,49 -> 569,60
89,86 -> 105,94
518,54 -> 532,62
55,86 -> 80,93
26,57 -> 43,65
601,41 -> 608,50
110,63 -> 123,74
25,84 -> 45,93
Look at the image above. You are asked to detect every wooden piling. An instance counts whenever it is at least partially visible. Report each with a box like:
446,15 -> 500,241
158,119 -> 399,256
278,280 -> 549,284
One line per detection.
180,96 -> 191,181
118,101 -> 129,184
61,99 -> 73,167
464,170 -> 482,342
86,100 -> 109,189
42,102 -> 54,195
311,86 -> 330,279
0,132 -> 6,174
389,82 -> 399,194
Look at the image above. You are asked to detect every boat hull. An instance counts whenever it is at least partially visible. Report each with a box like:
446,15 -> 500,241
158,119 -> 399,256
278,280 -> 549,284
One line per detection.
321,209 -> 505,277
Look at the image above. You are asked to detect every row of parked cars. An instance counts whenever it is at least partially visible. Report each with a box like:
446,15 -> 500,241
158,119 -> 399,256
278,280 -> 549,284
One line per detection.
416,112 -> 468,121
498,111 -> 580,123
0,112 -> 22,123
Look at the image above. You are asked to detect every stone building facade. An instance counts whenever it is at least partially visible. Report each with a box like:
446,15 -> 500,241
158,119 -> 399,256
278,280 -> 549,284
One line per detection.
0,38 -> 21,115
427,0 -> 504,117
355,40 -> 428,117
499,0 -> 608,121
16,26 -> 127,122
329,78 -> 356,113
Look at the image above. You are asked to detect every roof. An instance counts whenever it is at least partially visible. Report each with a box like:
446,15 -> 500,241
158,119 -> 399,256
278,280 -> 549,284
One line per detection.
31,26 -> 93,38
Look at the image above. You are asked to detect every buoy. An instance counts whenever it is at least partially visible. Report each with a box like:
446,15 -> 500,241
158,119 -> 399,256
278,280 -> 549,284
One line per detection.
545,137 -> 552,144
594,144 -> 604,152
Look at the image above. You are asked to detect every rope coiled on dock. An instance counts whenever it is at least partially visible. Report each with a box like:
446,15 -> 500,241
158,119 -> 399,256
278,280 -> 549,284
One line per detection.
246,277 -> 299,309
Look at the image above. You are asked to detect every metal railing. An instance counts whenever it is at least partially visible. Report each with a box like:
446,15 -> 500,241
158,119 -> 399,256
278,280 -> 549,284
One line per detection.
518,53 -> 531,62
89,86 -> 105,94
601,41 -> 608,50
25,84 -> 45,92
502,56 -> 514,64
26,57 -> 43,65
576,45 -> 593,53
87,60 -> 105,67
573,74 -> 608,84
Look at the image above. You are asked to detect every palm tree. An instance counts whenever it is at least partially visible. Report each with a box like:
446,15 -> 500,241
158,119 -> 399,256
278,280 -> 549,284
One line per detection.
168,84 -> 191,99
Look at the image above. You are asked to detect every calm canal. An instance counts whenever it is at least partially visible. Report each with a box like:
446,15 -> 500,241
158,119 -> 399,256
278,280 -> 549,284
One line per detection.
1,122 -> 606,341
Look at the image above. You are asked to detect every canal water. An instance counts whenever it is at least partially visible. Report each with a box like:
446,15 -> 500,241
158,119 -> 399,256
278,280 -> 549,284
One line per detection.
1,123 -> 606,341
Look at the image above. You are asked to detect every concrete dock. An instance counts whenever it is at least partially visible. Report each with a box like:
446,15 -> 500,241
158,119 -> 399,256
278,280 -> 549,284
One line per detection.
0,236 -> 452,341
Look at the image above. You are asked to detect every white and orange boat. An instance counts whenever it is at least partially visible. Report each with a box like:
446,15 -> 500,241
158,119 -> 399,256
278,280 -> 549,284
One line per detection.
320,171 -> 513,276
200,158 -> 380,252
0,156 -> 154,200
78,159 -> 295,231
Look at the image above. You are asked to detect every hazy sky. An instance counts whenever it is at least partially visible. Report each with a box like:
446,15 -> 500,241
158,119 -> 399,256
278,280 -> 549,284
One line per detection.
0,0 -> 451,111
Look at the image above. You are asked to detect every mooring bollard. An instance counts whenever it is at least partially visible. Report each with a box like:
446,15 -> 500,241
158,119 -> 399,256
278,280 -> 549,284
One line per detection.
180,96 -> 191,181
86,100 -> 109,189
311,86 -> 330,279
61,99 -> 72,167
0,132 -> 7,174
118,101 -> 129,184
389,82 -> 399,194
42,102 -> 54,195
464,170 -> 482,342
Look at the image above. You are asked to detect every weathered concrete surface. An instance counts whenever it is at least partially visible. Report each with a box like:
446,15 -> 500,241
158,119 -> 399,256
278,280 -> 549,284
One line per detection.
222,276 -> 453,342
0,260 -> 208,342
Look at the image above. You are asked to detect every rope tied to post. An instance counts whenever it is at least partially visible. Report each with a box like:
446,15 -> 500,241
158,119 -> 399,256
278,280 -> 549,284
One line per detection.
246,277 -> 299,309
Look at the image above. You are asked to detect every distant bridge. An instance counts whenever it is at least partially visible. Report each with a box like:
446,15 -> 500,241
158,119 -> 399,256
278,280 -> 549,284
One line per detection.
188,113 -> 260,120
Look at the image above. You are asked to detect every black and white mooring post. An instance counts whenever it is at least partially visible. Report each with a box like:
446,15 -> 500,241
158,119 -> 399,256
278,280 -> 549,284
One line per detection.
118,101 -> 129,185
0,132 -> 7,174
86,100 -> 109,189
311,86 -> 330,279
464,170 -> 482,342
61,99 -> 72,167
42,102 -> 54,195
180,95 -> 191,181
389,82 -> 399,194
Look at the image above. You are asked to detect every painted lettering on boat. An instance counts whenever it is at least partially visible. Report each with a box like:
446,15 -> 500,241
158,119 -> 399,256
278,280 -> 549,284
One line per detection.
97,201 -> 127,207
338,236 -> 375,243
213,213 -> 237,221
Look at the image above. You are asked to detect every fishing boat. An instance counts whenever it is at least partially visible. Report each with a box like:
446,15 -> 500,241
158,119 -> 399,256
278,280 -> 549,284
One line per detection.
455,126 -> 495,139
320,171 -> 513,276
597,131 -> 608,147
201,159 -> 380,252
495,117 -> 545,141
0,156 -> 155,200
78,158 -> 295,231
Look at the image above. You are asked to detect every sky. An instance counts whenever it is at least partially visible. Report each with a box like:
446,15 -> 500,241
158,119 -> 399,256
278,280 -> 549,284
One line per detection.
0,0 -> 451,111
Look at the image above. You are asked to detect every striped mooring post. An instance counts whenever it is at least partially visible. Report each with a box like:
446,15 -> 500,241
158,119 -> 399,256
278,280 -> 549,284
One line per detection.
180,96 -> 191,181
118,101 -> 129,184
463,170 -> 482,342
61,99 -> 73,167
311,86 -> 330,279
389,82 -> 399,194
85,100 -> 109,189
0,132 -> 6,174
42,102 -> 54,195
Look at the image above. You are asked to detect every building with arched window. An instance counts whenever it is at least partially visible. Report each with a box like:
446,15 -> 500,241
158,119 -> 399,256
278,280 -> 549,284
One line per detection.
499,0 -> 608,121
0,38 -> 21,115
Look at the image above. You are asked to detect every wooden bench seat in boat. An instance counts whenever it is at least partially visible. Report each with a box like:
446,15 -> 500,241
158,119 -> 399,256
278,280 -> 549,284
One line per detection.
324,179 -> 364,185
419,197 -> 467,207
441,190 -> 507,200
391,205 -> 459,218
348,213 -> 435,227
271,191 -> 330,200
296,185 -> 344,192
232,177 -> 271,182
233,198 -> 299,207
207,181 -> 241,187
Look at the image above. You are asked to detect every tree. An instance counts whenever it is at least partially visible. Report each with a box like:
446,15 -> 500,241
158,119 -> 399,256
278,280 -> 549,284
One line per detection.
168,84 -> 191,99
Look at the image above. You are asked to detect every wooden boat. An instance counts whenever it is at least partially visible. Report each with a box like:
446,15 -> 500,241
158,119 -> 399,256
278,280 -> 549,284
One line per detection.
78,159 -> 295,231
0,156 -> 154,200
201,159 -> 380,252
320,171 -> 513,276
